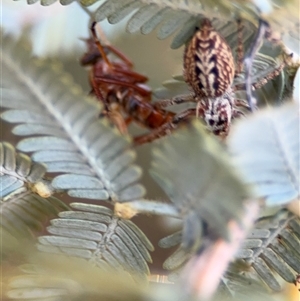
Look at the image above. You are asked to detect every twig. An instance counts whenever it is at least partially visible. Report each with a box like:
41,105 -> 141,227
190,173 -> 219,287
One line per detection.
180,200 -> 260,300
114,200 -> 180,219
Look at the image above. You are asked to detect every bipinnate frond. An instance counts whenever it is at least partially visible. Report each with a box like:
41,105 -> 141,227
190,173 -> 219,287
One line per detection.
91,1 -> 261,49
159,232 -> 189,274
234,209 -> 300,291
88,0 -> 299,48
1,33 -> 145,203
219,270 -> 272,300
16,0 -> 299,51
228,103 -> 299,206
1,142 -> 46,198
36,202 -> 154,281
151,120 -> 252,250
0,142 -> 68,240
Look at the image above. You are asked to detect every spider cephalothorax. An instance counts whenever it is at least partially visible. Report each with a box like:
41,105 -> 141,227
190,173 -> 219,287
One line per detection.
196,90 -> 236,136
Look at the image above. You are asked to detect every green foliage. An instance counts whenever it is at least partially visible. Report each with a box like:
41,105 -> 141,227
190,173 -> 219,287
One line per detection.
228,103 -> 300,205
37,202 -> 154,281
0,142 -> 68,242
151,121 -> 252,249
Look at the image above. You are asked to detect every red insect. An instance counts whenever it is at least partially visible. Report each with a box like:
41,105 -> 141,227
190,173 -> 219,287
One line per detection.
81,22 -> 175,138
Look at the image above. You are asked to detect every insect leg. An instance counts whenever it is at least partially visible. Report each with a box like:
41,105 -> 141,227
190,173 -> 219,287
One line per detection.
93,76 -> 151,97
106,44 -> 134,67
89,69 -> 110,111
91,21 -> 113,68
101,66 -> 149,84
107,109 -> 128,135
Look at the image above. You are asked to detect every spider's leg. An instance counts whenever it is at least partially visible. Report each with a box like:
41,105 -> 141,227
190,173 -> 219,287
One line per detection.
232,108 -> 246,119
236,19 -> 244,75
233,53 -> 292,93
244,18 -> 269,111
251,53 -> 293,91
134,108 -> 196,145
234,99 -> 251,110
154,94 -> 195,109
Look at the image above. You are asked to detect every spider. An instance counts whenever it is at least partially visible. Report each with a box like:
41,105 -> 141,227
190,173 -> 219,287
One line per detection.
134,18 -> 291,145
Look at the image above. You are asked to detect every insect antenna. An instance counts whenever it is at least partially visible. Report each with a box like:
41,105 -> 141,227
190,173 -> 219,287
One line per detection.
91,21 -> 113,68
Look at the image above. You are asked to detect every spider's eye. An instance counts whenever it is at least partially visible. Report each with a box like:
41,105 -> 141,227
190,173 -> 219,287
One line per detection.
208,119 -> 215,126
216,119 -> 226,127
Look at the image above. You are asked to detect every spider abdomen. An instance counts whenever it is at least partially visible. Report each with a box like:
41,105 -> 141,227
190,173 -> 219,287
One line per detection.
184,19 -> 235,98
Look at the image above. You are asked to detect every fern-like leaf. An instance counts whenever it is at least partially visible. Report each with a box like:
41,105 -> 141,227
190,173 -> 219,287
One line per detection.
1,142 -> 46,197
36,202 -> 154,281
228,103 -> 299,206
17,0 -> 299,51
80,0 -> 298,49
90,0 -> 261,49
0,142 -> 68,240
151,120 -> 252,251
235,209 -> 300,291
219,269 -> 272,300
1,33 -> 145,203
